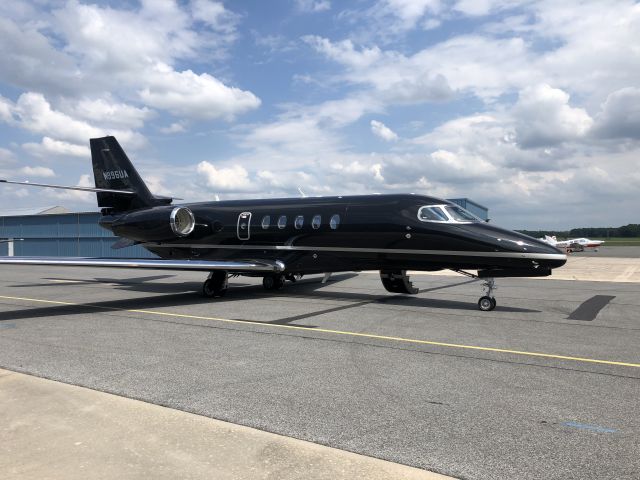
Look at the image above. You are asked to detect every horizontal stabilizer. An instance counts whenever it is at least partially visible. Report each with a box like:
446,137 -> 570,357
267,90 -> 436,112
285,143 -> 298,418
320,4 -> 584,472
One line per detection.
154,194 -> 183,201
0,179 -> 135,195
0,256 -> 286,273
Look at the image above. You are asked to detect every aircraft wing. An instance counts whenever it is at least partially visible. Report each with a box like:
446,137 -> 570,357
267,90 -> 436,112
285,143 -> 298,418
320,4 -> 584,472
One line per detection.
0,256 -> 285,273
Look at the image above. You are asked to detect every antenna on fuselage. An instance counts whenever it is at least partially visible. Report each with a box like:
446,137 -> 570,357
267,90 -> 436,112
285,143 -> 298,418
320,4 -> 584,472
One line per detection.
297,187 -> 307,198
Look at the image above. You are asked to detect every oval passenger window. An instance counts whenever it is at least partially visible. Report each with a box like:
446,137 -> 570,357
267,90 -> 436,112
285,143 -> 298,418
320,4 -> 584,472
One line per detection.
278,215 -> 287,229
261,215 -> 270,229
330,214 -> 340,230
312,215 -> 321,229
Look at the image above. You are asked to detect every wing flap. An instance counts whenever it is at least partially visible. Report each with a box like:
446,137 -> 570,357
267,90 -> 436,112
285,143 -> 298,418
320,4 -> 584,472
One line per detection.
0,257 -> 285,273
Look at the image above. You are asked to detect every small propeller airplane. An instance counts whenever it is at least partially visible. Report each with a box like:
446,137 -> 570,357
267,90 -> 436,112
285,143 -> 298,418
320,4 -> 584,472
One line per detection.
0,136 -> 566,311
540,235 -> 604,252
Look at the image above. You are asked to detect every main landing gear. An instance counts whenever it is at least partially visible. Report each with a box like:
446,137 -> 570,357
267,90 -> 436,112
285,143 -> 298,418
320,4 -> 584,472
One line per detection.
380,270 -> 419,294
202,272 -> 302,297
262,274 -> 286,290
202,271 -> 228,298
262,273 -> 303,290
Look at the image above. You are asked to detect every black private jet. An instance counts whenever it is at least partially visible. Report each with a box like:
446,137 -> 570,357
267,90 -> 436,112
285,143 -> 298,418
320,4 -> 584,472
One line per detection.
0,136 -> 566,311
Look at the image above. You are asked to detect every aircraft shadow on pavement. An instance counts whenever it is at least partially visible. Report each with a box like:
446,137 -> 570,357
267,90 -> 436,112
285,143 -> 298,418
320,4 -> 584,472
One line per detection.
0,273 -> 538,324
0,292 -> 215,323
9,273 -> 359,296
281,277 -> 539,313
0,274 -> 356,324
11,274 -> 243,294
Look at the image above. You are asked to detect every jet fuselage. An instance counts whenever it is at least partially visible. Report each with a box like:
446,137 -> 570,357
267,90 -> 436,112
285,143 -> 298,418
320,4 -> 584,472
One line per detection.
101,194 -> 566,276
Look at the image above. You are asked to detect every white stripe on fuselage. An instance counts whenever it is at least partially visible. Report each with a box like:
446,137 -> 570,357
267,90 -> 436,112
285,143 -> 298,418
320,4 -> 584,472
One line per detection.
142,243 -> 567,261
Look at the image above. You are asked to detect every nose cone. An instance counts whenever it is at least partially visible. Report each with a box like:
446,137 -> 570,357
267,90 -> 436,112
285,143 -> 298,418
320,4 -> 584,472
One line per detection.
455,223 -> 567,268
530,238 -> 567,268
501,235 -> 567,267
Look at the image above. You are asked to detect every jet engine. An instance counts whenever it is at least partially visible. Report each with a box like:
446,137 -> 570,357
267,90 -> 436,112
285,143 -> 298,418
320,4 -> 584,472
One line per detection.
169,207 -> 196,237
108,206 -> 196,242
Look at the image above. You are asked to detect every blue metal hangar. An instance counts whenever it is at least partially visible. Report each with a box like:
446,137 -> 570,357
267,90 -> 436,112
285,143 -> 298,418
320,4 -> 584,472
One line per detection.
0,199 -> 488,258
0,207 -> 155,258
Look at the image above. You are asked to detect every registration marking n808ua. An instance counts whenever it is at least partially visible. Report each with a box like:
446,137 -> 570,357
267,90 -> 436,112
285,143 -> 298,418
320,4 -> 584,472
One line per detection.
0,294 -> 638,369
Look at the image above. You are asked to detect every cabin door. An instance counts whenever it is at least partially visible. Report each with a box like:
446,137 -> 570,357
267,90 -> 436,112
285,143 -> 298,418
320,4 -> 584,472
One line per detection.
237,212 -> 252,241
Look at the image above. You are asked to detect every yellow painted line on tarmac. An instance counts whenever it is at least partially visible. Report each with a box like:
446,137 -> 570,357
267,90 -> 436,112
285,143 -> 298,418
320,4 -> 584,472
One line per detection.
1,294 -> 639,369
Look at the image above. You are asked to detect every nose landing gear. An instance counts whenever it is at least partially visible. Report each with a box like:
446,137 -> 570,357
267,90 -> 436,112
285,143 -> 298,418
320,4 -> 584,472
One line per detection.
478,278 -> 497,311
451,270 -> 498,311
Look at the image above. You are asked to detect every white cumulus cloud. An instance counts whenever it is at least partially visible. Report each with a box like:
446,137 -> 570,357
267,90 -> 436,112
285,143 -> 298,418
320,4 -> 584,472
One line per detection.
19,166 -> 55,178
196,161 -> 253,191
139,65 -> 261,120
370,120 -> 398,141
592,87 -> 640,140
23,137 -> 89,159
513,84 -> 593,149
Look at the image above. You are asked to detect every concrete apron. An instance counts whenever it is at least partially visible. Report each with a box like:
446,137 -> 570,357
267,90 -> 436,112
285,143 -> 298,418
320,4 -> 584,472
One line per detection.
0,369 -> 453,480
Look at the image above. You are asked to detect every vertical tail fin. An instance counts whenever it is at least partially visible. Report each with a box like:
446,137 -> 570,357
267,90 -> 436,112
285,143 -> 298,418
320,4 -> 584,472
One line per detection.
90,136 -> 167,212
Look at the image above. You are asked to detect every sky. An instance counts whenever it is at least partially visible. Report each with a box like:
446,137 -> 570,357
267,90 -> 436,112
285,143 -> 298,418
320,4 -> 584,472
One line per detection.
0,0 -> 639,229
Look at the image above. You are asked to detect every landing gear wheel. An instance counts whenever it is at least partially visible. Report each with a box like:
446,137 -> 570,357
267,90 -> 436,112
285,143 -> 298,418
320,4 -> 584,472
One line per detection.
263,274 -> 285,290
380,270 -> 419,294
262,275 -> 275,290
202,271 -> 228,298
478,296 -> 496,311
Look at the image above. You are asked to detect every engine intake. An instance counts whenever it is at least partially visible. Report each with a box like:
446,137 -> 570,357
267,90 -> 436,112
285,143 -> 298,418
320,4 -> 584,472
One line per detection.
109,206 -> 197,242
170,207 -> 195,237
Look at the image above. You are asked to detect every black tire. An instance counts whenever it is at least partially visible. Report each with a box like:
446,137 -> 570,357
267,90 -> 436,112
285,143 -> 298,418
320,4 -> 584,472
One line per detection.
202,278 -> 217,298
202,271 -> 228,298
379,270 -> 419,294
478,296 -> 495,311
263,274 -> 285,290
273,274 -> 285,290
263,275 -> 275,290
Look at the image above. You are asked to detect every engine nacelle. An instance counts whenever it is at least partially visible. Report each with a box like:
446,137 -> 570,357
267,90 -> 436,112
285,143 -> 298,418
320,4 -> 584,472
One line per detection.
110,206 -> 196,242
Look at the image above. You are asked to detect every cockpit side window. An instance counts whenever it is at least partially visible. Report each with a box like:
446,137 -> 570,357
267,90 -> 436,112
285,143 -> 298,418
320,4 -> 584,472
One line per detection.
418,206 -> 449,222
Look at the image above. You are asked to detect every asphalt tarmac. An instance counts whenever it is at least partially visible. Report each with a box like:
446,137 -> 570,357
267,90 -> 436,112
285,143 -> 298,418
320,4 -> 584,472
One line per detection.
0,264 -> 639,480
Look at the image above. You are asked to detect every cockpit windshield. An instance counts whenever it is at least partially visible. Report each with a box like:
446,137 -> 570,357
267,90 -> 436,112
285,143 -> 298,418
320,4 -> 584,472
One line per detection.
443,205 -> 481,222
418,204 -> 481,223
